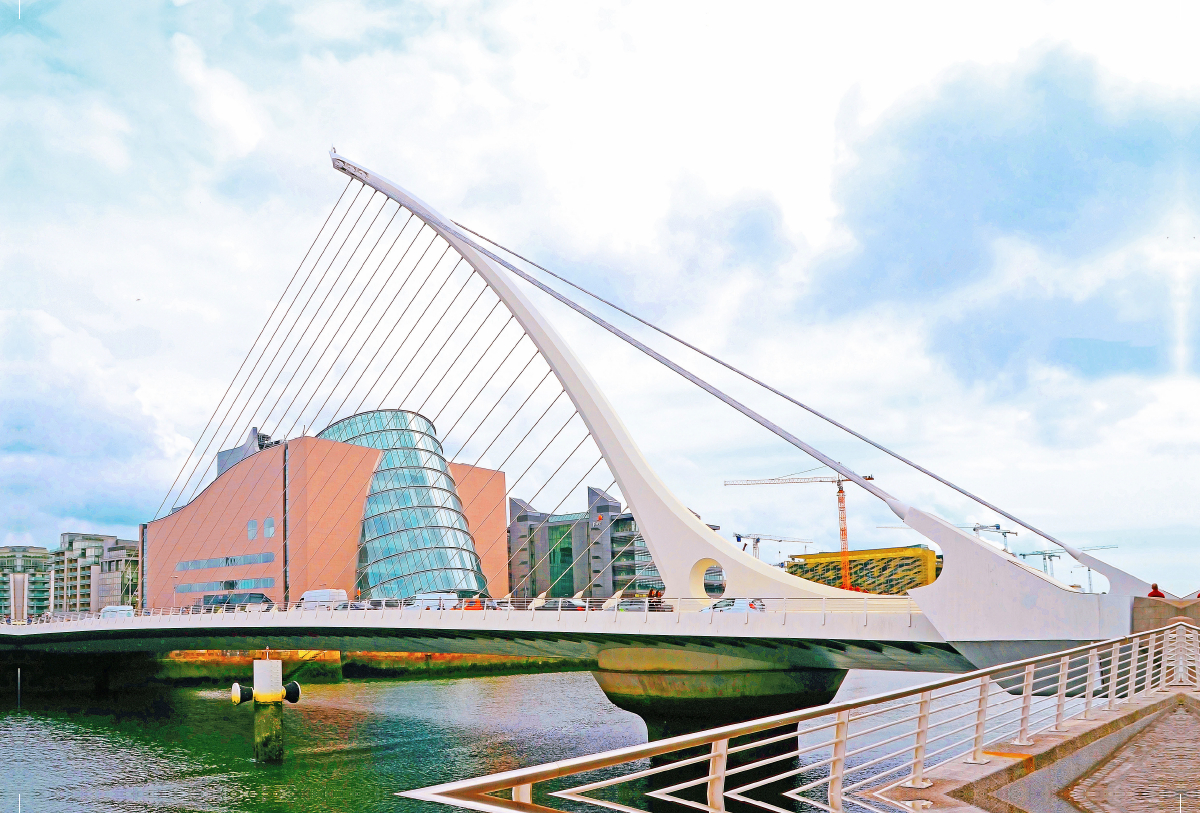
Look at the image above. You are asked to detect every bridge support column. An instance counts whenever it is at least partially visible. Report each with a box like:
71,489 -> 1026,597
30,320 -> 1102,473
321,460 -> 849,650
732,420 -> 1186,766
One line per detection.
593,649 -> 847,737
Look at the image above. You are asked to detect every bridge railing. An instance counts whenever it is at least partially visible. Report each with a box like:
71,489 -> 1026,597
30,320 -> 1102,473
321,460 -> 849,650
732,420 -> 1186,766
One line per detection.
402,620 -> 1199,813
25,595 -> 921,624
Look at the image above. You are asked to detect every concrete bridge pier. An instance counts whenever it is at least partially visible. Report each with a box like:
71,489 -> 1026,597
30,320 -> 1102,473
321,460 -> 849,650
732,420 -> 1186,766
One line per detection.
592,648 -> 847,737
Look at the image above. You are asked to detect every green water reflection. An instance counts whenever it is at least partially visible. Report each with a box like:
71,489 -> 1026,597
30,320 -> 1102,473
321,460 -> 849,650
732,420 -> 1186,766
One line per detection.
3,672 -> 647,813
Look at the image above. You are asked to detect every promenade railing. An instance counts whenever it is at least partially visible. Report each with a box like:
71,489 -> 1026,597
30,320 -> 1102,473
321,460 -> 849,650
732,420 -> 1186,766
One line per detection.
402,620 -> 1198,813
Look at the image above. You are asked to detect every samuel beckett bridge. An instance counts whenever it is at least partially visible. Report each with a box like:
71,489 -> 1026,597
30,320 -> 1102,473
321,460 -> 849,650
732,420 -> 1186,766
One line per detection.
4,154 -> 1195,745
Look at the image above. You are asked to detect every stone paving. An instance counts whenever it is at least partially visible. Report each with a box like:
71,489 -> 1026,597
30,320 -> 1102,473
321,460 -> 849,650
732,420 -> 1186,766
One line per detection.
1069,703 -> 1200,813
877,689 -> 1197,812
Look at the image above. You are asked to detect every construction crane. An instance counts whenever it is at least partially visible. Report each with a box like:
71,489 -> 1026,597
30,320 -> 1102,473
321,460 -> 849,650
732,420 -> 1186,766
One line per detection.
725,474 -> 873,589
970,523 -> 1019,552
1068,546 -> 1119,592
1019,545 -> 1117,579
734,532 -> 817,562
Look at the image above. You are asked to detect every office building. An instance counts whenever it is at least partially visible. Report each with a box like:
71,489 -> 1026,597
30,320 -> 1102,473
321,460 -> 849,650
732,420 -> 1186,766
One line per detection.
51,533 -> 140,613
0,545 -> 52,621
786,545 -> 943,594
507,487 -> 665,598
145,410 -> 505,608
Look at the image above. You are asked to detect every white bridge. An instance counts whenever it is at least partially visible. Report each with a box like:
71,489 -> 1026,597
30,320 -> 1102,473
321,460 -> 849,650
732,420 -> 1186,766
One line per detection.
8,153 -> 1173,717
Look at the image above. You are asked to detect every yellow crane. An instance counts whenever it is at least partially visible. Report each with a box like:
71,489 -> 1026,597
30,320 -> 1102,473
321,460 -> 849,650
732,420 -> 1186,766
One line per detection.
724,474 -> 873,589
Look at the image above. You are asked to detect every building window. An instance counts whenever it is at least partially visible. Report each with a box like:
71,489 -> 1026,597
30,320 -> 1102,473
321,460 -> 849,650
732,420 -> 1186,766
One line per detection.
175,577 -> 275,593
264,517 -> 275,538
247,520 -> 257,540
175,552 -> 276,571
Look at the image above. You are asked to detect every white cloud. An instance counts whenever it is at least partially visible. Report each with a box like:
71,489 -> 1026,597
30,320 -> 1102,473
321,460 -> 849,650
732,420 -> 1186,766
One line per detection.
171,34 -> 268,158
292,0 -> 401,41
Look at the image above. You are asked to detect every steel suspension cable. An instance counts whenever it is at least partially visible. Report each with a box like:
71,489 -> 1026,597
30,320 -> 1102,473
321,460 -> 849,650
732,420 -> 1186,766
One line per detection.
180,187 -> 382,503
434,341 -> 538,442
456,223 -> 1077,549
368,269 -> 487,410
263,204 -> 413,438
155,179 -> 361,518
276,213 -> 426,440
153,177 -> 354,520
162,192 -> 391,583
244,195 -> 397,447
416,313 -> 517,418
290,226 -> 442,434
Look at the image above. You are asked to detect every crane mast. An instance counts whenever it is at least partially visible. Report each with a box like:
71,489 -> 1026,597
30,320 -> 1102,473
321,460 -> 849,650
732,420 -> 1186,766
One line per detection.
725,473 -> 873,590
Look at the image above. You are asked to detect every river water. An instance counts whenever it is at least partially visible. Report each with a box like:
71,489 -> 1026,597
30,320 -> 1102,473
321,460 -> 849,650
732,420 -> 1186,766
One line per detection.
2,669 -> 937,813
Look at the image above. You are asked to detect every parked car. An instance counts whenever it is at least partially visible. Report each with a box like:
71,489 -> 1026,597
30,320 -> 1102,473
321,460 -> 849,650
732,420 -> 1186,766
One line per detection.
700,598 -> 766,613
403,593 -> 459,610
534,598 -> 587,612
363,598 -> 403,610
605,598 -> 675,612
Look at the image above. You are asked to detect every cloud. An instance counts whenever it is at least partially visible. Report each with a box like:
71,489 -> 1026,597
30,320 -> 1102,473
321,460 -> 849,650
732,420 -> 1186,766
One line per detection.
7,2 -> 1200,595
0,311 -> 171,540
172,33 -> 268,158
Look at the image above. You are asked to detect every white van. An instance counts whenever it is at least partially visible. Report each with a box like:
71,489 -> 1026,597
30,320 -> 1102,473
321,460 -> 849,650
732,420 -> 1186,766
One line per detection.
100,605 -> 135,619
300,588 -> 348,610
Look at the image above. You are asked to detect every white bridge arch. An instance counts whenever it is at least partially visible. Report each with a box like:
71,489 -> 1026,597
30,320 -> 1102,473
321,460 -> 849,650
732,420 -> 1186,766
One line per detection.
330,152 -> 836,600
318,152 -> 1159,662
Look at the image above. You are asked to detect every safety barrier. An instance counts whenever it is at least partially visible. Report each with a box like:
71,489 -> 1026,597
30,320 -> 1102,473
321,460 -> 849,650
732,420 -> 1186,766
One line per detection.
402,620 -> 1198,813
25,595 -> 921,624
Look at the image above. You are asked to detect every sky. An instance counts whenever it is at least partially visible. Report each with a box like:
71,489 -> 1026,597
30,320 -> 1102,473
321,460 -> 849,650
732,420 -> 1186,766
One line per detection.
5,1 -> 1200,593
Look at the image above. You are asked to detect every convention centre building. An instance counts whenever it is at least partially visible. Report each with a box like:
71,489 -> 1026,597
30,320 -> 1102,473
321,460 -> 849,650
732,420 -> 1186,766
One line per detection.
144,410 -> 506,608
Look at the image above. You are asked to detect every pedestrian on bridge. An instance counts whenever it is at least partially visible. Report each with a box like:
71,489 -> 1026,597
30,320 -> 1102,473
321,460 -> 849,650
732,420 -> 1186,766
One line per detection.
1148,583 -> 1165,598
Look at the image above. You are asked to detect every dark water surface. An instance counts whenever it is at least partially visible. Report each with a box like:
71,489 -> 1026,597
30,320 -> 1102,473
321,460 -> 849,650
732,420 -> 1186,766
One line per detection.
2,670 -> 939,813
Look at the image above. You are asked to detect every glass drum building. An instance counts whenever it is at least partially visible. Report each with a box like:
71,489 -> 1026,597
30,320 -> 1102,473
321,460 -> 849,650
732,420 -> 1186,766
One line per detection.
318,410 -> 488,598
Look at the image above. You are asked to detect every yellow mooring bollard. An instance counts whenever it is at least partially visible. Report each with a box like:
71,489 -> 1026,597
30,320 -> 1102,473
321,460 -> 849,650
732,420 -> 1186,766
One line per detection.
232,656 -> 301,763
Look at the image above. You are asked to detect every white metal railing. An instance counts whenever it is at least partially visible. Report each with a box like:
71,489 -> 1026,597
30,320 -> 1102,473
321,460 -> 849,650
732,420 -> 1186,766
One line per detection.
19,595 -> 921,625
402,621 -> 1199,813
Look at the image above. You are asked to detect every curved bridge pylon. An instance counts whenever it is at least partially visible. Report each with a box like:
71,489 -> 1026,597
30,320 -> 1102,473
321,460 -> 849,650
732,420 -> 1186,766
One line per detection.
328,152 -> 843,601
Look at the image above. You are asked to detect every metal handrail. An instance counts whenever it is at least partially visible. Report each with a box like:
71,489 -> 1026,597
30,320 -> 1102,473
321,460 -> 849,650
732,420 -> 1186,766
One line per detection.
20,595 -> 922,624
402,620 -> 1198,813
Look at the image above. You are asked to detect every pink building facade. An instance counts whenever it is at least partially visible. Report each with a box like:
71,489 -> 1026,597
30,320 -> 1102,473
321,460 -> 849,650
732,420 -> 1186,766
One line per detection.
146,410 -> 506,608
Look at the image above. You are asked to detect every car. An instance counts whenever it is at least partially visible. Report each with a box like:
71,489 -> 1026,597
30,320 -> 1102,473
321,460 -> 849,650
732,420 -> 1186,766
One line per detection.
363,598 -> 403,610
454,598 -> 499,611
333,601 -> 369,610
605,598 -> 674,612
99,605 -> 136,619
700,598 -> 766,613
403,592 -> 459,610
534,598 -> 587,611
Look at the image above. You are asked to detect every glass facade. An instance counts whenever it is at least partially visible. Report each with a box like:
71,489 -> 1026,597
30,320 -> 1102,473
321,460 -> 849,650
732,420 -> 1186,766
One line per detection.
318,410 -> 487,599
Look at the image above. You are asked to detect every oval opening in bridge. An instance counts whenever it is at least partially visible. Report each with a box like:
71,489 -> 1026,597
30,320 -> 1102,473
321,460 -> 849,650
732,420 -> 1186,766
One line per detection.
689,559 -> 726,598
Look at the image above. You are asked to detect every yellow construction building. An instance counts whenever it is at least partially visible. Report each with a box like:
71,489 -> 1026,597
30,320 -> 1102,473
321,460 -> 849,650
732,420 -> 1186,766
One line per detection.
786,546 -> 942,595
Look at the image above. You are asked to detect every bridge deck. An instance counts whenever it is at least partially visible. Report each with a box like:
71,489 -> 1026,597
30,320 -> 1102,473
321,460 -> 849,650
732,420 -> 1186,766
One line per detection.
2,599 -> 973,673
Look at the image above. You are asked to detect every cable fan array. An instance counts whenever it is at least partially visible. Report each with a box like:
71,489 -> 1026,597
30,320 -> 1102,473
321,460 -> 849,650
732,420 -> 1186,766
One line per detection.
154,176 -> 650,601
